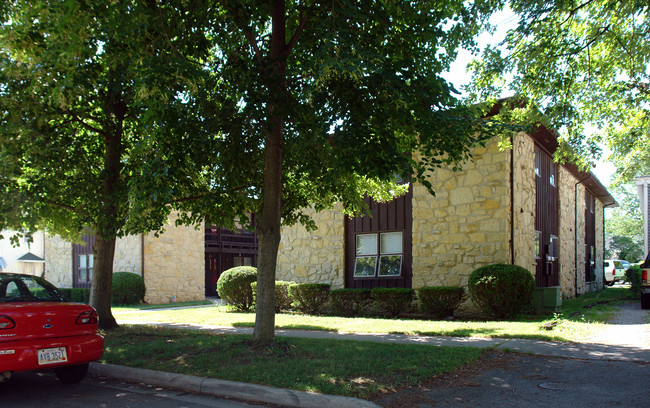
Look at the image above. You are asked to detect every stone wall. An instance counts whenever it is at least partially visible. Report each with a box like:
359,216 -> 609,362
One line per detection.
558,166 -> 578,298
412,138 -> 512,290
43,233 -> 144,289
113,234 -> 142,274
594,199 -> 605,289
276,206 -> 346,288
511,133 -> 536,272
142,214 -> 205,304
44,234 -> 73,288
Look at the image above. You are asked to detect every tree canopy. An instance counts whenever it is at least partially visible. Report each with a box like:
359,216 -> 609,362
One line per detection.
468,0 -> 650,182
0,1 -> 214,328
159,0 -> 504,343
1,1 -> 504,341
605,184 -> 644,262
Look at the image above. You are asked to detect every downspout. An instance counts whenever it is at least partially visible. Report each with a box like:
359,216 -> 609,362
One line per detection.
510,135 -> 515,265
574,174 -> 591,297
141,233 -> 145,280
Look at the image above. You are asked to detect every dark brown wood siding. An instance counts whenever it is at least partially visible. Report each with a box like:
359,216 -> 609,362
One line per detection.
344,186 -> 413,289
72,233 -> 94,289
205,222 -> 258,296
535,148 -> 559,287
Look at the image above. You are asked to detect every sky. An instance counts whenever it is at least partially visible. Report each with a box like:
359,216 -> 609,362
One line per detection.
441,9 -> 617,189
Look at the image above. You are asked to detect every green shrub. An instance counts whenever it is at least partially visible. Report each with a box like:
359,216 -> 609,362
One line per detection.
57,288 -> 90,303
289,283 -> 330,315
112,272 -> 146,306
371,288 -> 415,318
468,263 -> 534,319
217,266 -> 257,311
251,280 -> 295,312
418,286 -> 465,318
329,289 -> 372,317
625,266 -> 642,298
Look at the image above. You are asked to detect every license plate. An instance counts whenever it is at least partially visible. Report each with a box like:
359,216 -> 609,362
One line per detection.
37,347 -> 68,365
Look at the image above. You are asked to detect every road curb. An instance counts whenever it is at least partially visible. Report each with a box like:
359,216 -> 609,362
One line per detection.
89,363 -> 381,408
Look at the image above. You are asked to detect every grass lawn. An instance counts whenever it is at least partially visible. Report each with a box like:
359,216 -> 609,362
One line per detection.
113,287 -> 634,342
101,287 -> 636,399
101,325 -> 483,398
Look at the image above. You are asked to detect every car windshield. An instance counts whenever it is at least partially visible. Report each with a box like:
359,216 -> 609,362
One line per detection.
0,274 -> 66,303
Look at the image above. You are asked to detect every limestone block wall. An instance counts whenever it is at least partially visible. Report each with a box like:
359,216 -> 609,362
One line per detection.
412,138 -> 511,290
594,200 -> 605,289
558,166 -> 578,298
512,133 -> 536,272
575,184 -> 588,294
276,206 -> 346,288
142,215 -> 204,304
44,234 -> 73,288
113,234 -> 142,274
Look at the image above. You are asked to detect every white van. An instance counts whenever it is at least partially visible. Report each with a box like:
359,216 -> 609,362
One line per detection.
603,259 -> 631,286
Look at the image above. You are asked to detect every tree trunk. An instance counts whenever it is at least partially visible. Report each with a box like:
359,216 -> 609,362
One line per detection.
253,101 -> 284,344
90,66 -> 125,331
253,0 -> 287,344
89,234 -> 118,330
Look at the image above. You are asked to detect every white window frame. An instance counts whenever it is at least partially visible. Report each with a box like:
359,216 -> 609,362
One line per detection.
354,231 -> 403,278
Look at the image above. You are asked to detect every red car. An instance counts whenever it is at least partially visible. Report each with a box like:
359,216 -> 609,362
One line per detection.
0,273 -> 104,383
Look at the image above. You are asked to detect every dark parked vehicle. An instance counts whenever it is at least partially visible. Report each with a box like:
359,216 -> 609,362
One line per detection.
641,252 -> 650,309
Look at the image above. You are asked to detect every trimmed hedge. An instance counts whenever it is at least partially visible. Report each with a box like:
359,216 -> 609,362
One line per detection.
418,286 -> 464,318
289,283 -> 330,315
251,280 -> 295,312
112,272 -> 146,305
58,288 -> 91,304
468,263 -> 534,319
371,288 -> 415,318
329,288 -> 372,317
217,266 -> 257,311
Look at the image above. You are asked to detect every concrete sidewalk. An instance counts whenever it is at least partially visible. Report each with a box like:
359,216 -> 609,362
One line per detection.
91,319 -> 649,408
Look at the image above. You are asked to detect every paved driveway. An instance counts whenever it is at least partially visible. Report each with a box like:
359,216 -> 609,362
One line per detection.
372,301 -> 650,408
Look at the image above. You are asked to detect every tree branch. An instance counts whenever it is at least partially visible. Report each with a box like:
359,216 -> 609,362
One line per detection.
46,201 -> 77,212
63,109 -> 107,137
285,9 -> 310,56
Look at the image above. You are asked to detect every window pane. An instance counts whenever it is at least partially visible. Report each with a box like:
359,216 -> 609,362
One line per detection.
378,255 -> 402,276
88,255 -> 94,267
549,163 -> 556,187
354,256 -> 377,277
88,268 -> 93,281
79,269 -> 87,282
380,232 -> 402,254
534,150 -> 541,177
534,231 -> 541,258
356,234 -> 377,255
79,255 -> 86,268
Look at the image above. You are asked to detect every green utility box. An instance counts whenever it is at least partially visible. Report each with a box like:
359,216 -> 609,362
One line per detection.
531,286 -> 562,313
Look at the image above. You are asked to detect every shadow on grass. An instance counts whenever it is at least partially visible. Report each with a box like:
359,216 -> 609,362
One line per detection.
231,322 -> 255,328
277,324 -> 335,332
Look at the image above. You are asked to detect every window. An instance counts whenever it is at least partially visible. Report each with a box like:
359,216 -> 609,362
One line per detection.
549,162 -> 557,187
534,150 -> 541,177
78,254 -> 94,284
548,235 -> 559,260
534,231 -> 541,259
354,232 -> 403,277
234,256 -> 253,267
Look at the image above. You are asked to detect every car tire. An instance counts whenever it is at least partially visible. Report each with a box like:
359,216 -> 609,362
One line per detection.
607,280 -> 615,286
642,293 -> 650,310
55,363 -> 89,384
